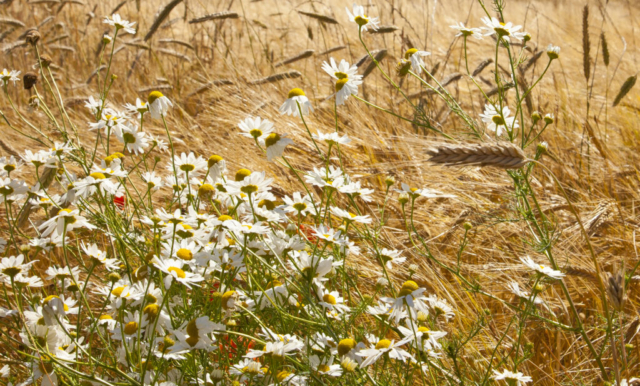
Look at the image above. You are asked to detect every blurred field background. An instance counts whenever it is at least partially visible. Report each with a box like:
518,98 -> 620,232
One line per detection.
2,0 -> 640,383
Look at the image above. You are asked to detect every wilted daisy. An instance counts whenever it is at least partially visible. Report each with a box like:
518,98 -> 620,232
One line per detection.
0,69 -> 20,86
450,22 -> 483,39
279,88 -> 313,117
104,14 -> 136,34
507,281 -> 545,305
520,256 -> 565,279
264,133 -> 294,161
346,3 -> 380,31
322,58 -> 362,81
479,104 -> 519,136
404,48 -> 430,74
147,91 -> 173,119
238,116 -> 274,141
481,17 -> 525,42
492,369 -> 532,385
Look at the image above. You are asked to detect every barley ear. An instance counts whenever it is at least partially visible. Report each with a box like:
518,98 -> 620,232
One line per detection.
612,74 -> 637,107
600,32 -> 610,67
582,5 -> 591,81
144,0 -> 184,42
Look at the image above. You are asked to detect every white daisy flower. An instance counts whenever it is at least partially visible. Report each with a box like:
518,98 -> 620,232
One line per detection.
171,152 -> 207,176
103,14 -> 136,34
151,257 -> 205,289
330,207 -> 372,224
238,116 -> 274,141
481,17 -> 526,42
0,69 -> 20,86
124,98 -> 148,119
318,288 -> 350,314
39,208 -> 96,237
507,281 -> 544,305
479,104 -> 519,136
117,123 -> 149,155
450,22 -> 483,39
141,172 -> 163,191
403,48 -> 430,73
310,355 -> 342,377
357,337 -> 414,367
397,322 -> 447,352
0,254 -> 36,279
279,88 -> 313,117
305,166 -> 346,189
377,248 -> 406,269
312,130 -> 351,146
492,369 -> 532,385
520,256 -> 565,279
346,3 -> 380,31
547,44 -> 560,60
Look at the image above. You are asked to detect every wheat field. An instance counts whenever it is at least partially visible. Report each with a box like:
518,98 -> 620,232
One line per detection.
1,0 -> 639,385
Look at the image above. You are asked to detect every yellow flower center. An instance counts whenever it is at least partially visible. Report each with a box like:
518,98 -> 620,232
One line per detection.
399,280 -> 419,297
179,164 -> 195,172
375,339 -> 391,350
323,293 -> 337,305
318,364 -> 331,373
249,129 -> 262,138
147,91 -> 164,104
143,304 -> 160,320
277,371 -> 291,382
293,202 -> 307,212
335,78 -> 349,92
168,267 -> 186,278
122,132 -> 136,144
176,248 -> 193,261
221,290 -> 236,309
208,155 -> 223,167
404,48 -> 418,59
334,71 -> 348,79
235,168 -> 252,181
287,88 -> 305,98
218,215 -> 232,222
264,133 -> 281,148
123,321 -> 138,335
491,115 -> 505,125
338,338 -> 356,356
354,15 -> 369,27
241,184 -> 259,194
111,286 -> 127,297
90,172 -> 106,180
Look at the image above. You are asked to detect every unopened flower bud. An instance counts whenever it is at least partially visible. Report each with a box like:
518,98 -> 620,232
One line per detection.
102,34 -> 112,44
531,111 -> 542,124
463,221 -> 473,231
385,175 -> 395,187
543,113 -> 554,125
107,272 -> 121,283
398,193 -> 409,205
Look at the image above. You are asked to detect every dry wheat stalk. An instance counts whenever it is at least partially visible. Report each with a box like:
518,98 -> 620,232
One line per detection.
274,50 -> 314,68
362,49 -> 388,78
189,11 -> 239,24
138,85 -> 173,93
145,0 -> 184,41
249,70 -> 301,85
297,11 -> 338,25
427,143 -> 529,169
565,267 -> 598,282
625,318 -> 640,344
2,40 -> 26,53
319,45 -> 346,55
125,41 -> 150,50
0,16 -> 25,28
605,267 -> 626,311
158,38 -> 194,50
49,45 -> 75,53
472,59 -> 493,77
156,48 -> 191,62
369,25 -> 399,34
86,65 -> 106,84
187,80 -> 234,98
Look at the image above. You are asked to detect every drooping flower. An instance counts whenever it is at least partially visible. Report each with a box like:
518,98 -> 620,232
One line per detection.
346,3 -> 380,31
280,88 -> 313,117
103,14 -> 136,34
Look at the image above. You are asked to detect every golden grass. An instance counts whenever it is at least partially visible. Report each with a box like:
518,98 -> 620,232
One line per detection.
2,0 -> 640,383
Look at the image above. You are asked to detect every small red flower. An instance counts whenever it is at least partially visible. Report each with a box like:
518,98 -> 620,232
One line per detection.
114,194 -> 126,210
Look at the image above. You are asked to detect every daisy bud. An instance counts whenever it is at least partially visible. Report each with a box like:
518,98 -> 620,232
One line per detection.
625,343 -> 634,352
522,32 -> 532,43
375,277 -> 389,289
102,34 -> 112,44
533,283 -> 545,293
111,74 -> 117,81
235,168 -> 251,181
537,142 -> 549,155
531,111 -> 542,124
463,221 -> 473,231
210,370 -> 224,380
396,60 -> 412,77
417,311 -> 428,322
286,223 -> 298,236
107,272 -> 121,283
543,113 -> 554,125
408,264 -> 419,276
398,193 -> 409,205
19,244 -> 30,254
385,175 -> 395,187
